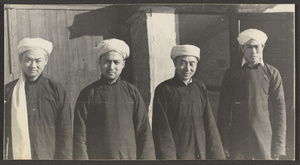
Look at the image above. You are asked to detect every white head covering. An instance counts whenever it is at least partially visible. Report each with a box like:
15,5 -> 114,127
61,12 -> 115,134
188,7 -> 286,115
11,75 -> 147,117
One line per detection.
237,29 -> 268,45
96,38 -> 130,59
17,38 -> 53,55
171,45 -> 200,60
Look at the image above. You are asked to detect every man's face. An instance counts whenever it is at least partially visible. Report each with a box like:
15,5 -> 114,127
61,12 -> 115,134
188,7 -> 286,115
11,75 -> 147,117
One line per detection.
174,55 -> 198,82
99,51 -> 125,80
21,49 -> 48,81
241,39 -> 264,65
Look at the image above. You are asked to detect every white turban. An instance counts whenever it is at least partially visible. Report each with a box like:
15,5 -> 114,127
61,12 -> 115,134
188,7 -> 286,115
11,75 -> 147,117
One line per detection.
96,38 -> 130,59
171,45 -> 200,60
17,38 -> 53,55
237,29 -> 268,45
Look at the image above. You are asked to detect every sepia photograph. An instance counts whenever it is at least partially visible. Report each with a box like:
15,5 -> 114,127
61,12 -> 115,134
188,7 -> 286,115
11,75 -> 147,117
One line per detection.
2,2 -> 297,164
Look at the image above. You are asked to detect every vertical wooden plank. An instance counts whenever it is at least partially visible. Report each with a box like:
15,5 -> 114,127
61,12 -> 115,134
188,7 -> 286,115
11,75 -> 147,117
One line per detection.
85,36 -> 93,84
3,9 -> 8,159
7,8 -> 19,80
15,9 -> 30,80
17,10 -> 31,43
77,36 -> 85,90
94,36 -> 103,80
44,10 -> 58,80
4,9 -> 13,84
87,36 -> 102,84
29,10 -> 47,38
48,10 -> 57,81
77,35 -> 89,91
56,10 -> 69,89
66,10 -> 81,110
74,11 -> 88,93
43,10 -> 52,78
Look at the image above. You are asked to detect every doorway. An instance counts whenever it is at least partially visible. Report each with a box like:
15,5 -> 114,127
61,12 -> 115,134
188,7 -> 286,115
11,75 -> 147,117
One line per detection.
179,14 -> 230,119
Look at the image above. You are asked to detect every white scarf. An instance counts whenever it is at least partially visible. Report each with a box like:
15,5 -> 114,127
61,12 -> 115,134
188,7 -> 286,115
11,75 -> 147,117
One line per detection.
11,72 -> 32,159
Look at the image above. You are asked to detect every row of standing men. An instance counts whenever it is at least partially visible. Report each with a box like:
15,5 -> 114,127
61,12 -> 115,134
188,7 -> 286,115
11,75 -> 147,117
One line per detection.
4,29 -> 286,160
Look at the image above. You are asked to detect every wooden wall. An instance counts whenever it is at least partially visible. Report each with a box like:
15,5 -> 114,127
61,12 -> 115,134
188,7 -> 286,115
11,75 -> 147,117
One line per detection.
4,5 -> 118,110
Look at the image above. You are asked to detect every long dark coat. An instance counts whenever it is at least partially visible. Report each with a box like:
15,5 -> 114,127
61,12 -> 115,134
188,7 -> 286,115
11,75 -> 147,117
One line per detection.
218,63 -> 286,159
152,75 -> 225,160
4,75 -> 73,159
73,77 -> 155,160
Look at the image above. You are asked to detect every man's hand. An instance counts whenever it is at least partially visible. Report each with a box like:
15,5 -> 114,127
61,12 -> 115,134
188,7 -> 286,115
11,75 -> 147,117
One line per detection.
272,154 -> 280,160
224,148 -> 230,159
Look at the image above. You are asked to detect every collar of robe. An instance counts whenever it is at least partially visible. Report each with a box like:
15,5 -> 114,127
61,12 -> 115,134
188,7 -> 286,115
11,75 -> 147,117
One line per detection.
24,73 -> 44,84
100,75 -> 121,85
173,73 -> 193,86
242,63 -> 262,69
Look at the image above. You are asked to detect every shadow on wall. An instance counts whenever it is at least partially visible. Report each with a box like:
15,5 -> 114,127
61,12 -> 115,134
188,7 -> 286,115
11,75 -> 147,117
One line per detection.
68,5 -> 119,40
67,5 -> 141,84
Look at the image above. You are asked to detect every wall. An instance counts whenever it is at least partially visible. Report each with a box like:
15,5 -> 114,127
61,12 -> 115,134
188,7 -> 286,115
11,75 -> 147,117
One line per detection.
195,30 -> 230,118
179,14 -> 230,118
4,5 -> 118,111
128,6 -> 178,124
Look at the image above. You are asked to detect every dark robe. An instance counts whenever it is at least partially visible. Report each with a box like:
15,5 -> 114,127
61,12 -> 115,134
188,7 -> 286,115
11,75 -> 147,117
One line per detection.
73,76 -> 155,160
4,74 -> 73,160
218,63 -> 286,159
152,75 -> 225,160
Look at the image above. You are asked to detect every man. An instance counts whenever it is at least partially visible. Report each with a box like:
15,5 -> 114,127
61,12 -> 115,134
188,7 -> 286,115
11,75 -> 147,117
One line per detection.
152,45 -> 225,160
4,38 -> 73,159
218,29 -> 286,160
73,38 -> 155,160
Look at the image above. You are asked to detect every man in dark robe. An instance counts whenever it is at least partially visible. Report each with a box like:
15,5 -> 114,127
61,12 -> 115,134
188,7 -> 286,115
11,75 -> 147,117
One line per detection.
218,29 -> 286,160
152,45 -> 225,160
4,38 -> 73,159
73,38 -> 155,160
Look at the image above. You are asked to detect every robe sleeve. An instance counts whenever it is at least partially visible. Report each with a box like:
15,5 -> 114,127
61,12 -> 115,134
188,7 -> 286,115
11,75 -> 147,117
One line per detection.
269,69 -> 286,156
4,82 -> 17,160
217,69 -> 233,153
133,88 -> 156,160
203,87 -> 226,159
73,90 -> 89,160
54,85 -> 73,159
152,85 -> 176,159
